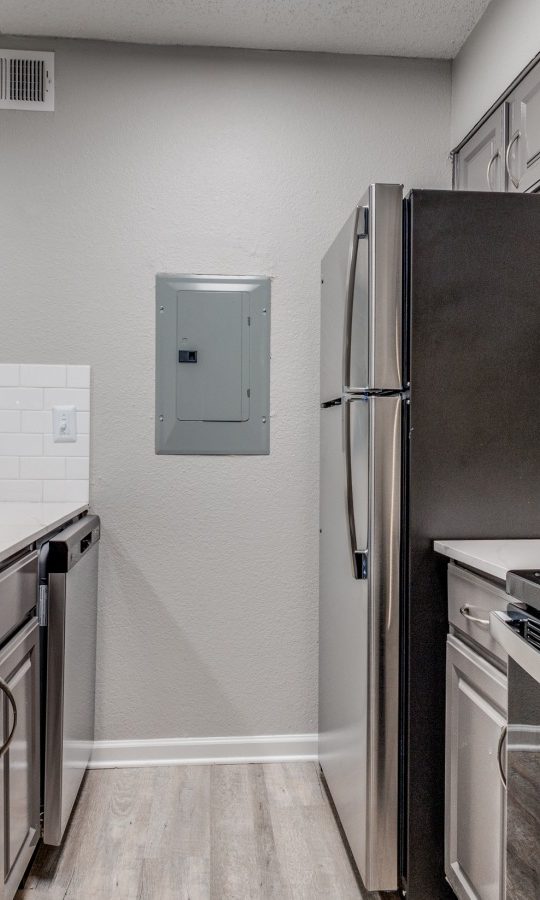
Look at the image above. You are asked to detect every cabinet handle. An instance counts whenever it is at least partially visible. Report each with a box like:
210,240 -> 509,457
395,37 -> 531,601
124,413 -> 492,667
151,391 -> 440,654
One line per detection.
0,677 -> 17,760
497,725 -> 507,789
459,605 -> 489,626
506,130 -> 521,189
486,150 -> 499,191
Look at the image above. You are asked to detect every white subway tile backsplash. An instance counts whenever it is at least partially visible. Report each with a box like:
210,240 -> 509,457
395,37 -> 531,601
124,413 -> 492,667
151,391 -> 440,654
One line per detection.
44,388 -> 90,411
20,364 -> 66,388
77,412 -> 90,434
0,364 -> 90,505
44,433 -> 89,457
21,411 -> 52,433
20,457 -> 66,480
0,480 -> 42,502
0,458 -> 19,479
0,388 -> 43,410
66,457 -> 89,479
67,366 -> 90,388
43,480 -> 89,503
0,365 -> 20,386
0,434 -> 43,456
0,411 -> 20,433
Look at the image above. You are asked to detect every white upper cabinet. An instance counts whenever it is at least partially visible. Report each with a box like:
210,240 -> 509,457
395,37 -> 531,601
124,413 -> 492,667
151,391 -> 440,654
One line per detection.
454,56 -> 540,195
506,64 -> 540,193
455,107 -> 506,192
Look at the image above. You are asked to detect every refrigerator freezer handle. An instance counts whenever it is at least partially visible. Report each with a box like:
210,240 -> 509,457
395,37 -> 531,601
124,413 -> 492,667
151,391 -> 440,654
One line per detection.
344,397 -> 368,580
342,207 -> 368,393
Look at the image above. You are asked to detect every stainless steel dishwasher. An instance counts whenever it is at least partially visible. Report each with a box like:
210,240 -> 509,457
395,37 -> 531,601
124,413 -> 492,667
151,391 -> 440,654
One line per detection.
41,515 -> 100,846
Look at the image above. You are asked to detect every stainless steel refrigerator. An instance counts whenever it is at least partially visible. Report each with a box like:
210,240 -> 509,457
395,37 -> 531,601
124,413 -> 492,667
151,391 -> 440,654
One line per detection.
319,184 -> 540,898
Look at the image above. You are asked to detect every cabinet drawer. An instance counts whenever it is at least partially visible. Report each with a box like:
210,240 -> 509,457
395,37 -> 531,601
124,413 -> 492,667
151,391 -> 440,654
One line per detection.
0,552 -> 38,644
448,563 -> 508,663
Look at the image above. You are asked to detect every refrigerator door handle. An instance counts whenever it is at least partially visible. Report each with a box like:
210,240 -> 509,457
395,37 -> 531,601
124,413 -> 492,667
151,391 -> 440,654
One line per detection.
344,397 -> 368,580
341,185 -> 403,394
342,207 -> 369,393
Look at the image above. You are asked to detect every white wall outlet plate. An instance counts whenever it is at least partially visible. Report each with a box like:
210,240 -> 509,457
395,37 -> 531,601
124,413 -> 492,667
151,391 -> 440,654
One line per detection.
52,405 -> 77,443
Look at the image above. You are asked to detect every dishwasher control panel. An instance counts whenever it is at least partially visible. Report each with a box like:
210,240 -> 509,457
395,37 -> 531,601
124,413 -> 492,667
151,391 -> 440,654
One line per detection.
47,515 -> 100,573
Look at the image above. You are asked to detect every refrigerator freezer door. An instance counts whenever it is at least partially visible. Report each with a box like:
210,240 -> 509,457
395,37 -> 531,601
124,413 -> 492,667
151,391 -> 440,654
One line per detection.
319,395 -> 401,891
321,205 -> 363,402
320,184 -> 403,402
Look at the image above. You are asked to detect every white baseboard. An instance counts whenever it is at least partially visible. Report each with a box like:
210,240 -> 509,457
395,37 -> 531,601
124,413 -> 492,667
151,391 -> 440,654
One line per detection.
89,733 -> 318,769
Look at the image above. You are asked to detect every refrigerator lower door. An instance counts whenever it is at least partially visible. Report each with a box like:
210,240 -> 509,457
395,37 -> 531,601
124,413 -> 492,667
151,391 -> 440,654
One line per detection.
319,395 -> 401,891
320,183 -> 403,403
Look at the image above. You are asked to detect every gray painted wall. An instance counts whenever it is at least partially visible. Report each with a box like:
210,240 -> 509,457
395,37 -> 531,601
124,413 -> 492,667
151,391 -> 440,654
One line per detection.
451,0 -> 540,146
0,39 -> 451,741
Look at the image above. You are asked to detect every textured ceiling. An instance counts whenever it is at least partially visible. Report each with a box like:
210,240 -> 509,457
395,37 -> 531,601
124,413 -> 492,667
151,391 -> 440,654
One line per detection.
0,0 -> 492,58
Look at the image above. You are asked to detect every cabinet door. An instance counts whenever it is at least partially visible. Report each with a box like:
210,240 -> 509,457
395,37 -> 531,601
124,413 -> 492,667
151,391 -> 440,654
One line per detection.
455,108 -> 506,192
507,64 -> 540,193
445,635 -> 507,900
0,619 -> 40,900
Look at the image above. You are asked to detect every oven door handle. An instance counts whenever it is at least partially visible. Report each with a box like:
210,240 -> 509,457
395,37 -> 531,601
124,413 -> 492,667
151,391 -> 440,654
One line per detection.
490,611 -> 540,685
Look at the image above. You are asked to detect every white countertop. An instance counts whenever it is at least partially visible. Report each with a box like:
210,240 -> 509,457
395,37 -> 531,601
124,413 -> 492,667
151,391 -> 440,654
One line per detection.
0,502 -> 89,565
434,539 -> 540,582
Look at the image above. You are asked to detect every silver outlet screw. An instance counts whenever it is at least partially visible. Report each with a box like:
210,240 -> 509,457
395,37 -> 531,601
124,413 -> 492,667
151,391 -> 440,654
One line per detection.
159,306 -> 165,312
262,416 -> 267,423
262,308 -> 267,314
159,415 -> 164,422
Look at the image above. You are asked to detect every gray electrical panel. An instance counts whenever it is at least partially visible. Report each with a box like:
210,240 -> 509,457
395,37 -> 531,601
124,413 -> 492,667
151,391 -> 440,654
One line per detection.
156,275 -> 270,455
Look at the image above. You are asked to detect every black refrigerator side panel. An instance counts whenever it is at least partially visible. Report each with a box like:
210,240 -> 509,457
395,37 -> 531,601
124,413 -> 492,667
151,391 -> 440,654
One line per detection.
404,190 -> 540,899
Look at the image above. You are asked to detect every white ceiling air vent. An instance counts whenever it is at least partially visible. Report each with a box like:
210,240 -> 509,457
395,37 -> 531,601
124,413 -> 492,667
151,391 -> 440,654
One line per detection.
0,50 -> 54,111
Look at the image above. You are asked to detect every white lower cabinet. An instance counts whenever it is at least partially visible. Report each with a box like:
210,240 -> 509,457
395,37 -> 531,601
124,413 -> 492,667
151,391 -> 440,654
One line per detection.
445,635 -> 507,900
0,618 -> 40,900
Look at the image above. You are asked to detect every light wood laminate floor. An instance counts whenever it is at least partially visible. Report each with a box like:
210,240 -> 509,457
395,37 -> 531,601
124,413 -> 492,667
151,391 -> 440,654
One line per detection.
16,762 -> 386,900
